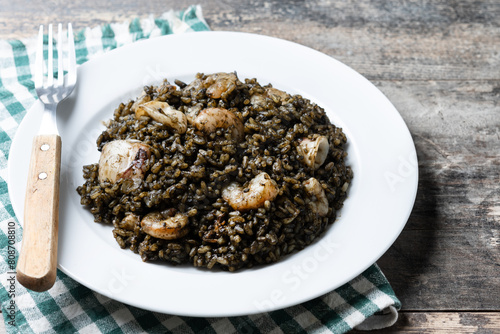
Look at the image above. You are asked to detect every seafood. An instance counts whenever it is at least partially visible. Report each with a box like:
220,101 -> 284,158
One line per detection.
266,87 -> 289,103
192,107 -> 244,141
135,101 -> 187,134
118,213 -> 140,231
297,135 -> 329,170
222,172 -> 279,211
185,103 -> 203,123
205,72 -> 238,98
140,212 -> 189,240
130,91 -> 151,114
185,72 -> 238,99
250,87 -> 289,107
98,139 -> 151,183
77,72 -> 353,271
303,177 -> 329,216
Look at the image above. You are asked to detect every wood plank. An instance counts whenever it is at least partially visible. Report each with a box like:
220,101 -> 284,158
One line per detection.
363,79 -> 499,310
1,311 -> 497,333
378,229 -> 500,310
352,312 -> 500,333
0,1 -> 499,81
374,80 -> 500,231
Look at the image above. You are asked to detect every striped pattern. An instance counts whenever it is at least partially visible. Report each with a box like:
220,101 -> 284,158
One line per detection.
0,6 -> 400,333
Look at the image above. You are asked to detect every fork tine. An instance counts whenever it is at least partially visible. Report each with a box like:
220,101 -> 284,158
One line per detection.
47,24 -> 54,87
34,25 -> 44,90
57,23 -> 63,87
66,23 -> 77,87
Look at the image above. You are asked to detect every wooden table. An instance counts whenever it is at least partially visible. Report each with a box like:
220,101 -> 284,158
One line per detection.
1,0 -> 498,332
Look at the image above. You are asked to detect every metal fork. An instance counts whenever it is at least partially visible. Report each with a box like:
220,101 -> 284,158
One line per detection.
17,24 -> 77,292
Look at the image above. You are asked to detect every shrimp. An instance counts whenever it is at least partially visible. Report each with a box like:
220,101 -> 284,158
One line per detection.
297,135 -> 329,170
140,212 -> 189,240
98,140 -> 151,183
118,213 -> 140,231
184,72 -> 237,99
192,107 -> 244,141
205,72 -> 237,99
250,87 -> 290,107
222,172 -> 279,211
135,101 -> 187,134
266,87 -> 289,103
303,178 -> 329,217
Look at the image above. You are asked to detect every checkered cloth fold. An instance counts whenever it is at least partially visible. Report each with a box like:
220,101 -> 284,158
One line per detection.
0,5 -> 401,333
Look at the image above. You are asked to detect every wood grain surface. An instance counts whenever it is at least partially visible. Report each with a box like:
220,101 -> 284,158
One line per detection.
17,134 -> 61,292
1,0 -> 499,332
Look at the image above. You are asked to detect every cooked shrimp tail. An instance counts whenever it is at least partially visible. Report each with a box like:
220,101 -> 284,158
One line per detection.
141,212 -> 189,240
192,107 -> 244,141
222,172 -> 279,211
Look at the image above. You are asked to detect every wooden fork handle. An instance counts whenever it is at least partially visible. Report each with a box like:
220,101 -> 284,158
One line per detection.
17,134 -> 61,292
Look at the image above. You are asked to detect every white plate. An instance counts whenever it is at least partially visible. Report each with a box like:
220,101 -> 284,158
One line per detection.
8,31 -> 418,317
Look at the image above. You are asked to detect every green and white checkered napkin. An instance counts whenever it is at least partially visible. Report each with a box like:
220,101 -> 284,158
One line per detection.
0,5 -> 401,333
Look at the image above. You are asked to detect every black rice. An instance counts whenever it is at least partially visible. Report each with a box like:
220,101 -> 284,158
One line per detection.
76,72 -> 353,271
